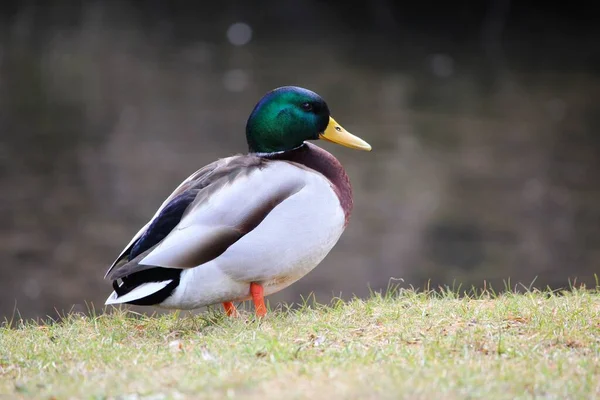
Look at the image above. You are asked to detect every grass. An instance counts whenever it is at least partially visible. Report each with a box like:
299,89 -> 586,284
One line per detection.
1,286 -> 599,400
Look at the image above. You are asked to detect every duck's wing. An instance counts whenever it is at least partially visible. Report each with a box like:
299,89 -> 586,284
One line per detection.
104,157 -> 228,279
104,155 -> 306,283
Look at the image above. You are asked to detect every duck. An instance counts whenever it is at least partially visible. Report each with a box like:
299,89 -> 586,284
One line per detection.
104,86 -> 371,317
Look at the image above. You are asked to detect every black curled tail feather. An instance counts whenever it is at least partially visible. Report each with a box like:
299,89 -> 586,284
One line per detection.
111,267 -> 182,306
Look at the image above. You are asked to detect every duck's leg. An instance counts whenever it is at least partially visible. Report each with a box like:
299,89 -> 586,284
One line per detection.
222,302 -> 238,317
250,282 -> 267,317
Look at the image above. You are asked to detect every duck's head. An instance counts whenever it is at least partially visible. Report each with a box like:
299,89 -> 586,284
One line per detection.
246,86 -> 372,154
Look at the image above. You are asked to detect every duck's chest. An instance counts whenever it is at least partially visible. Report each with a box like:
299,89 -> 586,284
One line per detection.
254,180 -> 347,294
223,171 -> 346,278
268,142 -> 354,226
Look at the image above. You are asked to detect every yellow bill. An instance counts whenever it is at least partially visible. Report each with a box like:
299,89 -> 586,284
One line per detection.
319,117 -> 372,151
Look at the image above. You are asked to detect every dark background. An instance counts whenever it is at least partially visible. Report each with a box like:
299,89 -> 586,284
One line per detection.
1,1 -> 599,319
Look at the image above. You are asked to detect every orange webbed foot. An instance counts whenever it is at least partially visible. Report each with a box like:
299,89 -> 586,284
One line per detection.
222,301 -> 239,317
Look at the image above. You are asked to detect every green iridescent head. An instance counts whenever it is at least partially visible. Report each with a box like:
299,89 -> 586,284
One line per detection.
245,86 -> 371,154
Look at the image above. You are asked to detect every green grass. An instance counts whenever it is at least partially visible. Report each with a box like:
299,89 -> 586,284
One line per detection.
1,287 -> 600,399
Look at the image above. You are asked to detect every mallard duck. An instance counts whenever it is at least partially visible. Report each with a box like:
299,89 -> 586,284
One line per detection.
104,86 -> 371,317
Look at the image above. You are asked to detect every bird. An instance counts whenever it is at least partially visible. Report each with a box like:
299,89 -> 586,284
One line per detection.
104,86 -> 371,317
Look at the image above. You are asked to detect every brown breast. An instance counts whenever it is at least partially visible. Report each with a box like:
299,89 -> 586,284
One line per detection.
264,142 -> 353,226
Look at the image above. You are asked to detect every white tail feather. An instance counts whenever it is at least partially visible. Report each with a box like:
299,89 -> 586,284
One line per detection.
104,280 -> 173,305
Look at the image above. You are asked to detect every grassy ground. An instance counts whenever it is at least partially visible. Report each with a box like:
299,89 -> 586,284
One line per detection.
1,287 -> 599,400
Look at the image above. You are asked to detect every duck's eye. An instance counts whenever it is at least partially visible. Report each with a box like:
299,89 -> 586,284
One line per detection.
301,102 -> 313,112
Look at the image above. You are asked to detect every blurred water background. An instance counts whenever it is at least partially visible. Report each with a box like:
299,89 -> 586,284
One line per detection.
1,1 -> 599,319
